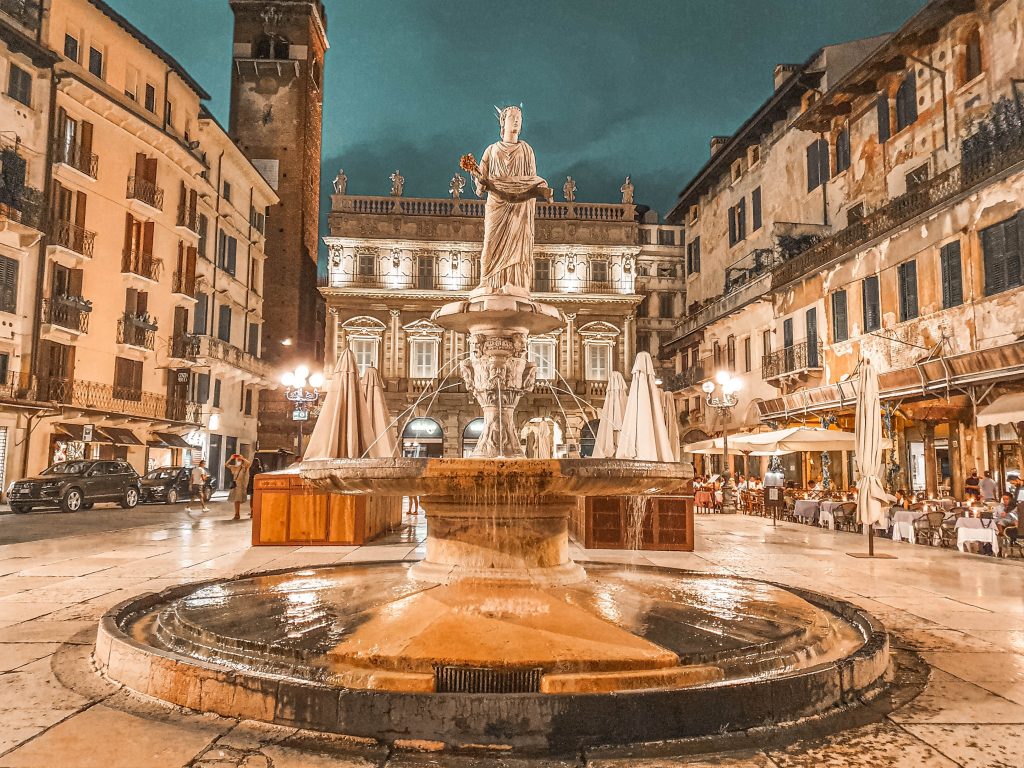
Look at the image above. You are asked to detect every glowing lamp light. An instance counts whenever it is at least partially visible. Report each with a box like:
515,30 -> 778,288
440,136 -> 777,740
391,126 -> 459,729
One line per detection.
295,365 -> 309,380
281,371 -> 295,387
209,413 -> 221,430
701,380 -> 715,394
715,370 -> 731,386
308,372 -> 325,389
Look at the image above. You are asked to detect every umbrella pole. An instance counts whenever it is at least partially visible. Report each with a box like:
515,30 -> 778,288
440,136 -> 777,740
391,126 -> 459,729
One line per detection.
868,523 -> 874,557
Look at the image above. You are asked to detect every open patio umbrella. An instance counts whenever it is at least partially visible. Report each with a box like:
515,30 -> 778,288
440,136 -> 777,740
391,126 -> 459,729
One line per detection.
977,392 -> 1024,426
615,353 -> 674,462
662,391 -> 681,462
592,370 -> 628,459
303,349 -> 374,460
729,426 -> 892,454
850,357 -> 895,558
360,367 -> 396,458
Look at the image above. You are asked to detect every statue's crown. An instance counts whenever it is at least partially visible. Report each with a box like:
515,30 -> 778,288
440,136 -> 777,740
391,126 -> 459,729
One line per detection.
495,104 -> 523,130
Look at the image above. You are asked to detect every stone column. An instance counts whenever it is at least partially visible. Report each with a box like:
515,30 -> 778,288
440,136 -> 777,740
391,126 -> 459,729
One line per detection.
623,313 -> 635,373
327,308 -> 339,370
565,313 -> 577,381
922,421 -> 938,498
949,419 -> 965,499
388,309 -> 401,380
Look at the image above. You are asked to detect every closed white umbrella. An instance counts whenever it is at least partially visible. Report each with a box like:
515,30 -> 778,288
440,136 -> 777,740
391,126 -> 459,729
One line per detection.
303,349 -> 374,460
852,358 -> 894,558
662,391 -> 681,462
361,367 -> 396,458
592,370 -> 628,459
615,353 -> 674,462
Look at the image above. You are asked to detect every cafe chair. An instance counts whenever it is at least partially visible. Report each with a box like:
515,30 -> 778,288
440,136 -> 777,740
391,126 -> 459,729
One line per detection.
913,510 -> 946,546
833,502 -> 859,533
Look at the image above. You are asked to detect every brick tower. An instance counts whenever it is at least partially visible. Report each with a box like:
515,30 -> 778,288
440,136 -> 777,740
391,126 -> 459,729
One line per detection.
228,0 -> 327,368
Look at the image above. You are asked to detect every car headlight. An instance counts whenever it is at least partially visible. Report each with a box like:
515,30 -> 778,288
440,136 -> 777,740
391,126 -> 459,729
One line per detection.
42,481 -> 62,490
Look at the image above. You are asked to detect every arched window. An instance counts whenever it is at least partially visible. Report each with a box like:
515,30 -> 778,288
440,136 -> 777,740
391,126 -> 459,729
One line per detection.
963,27 -> 983,83
580,419 -> 600,458
895,72 -> 918,132
401,417 -> 443,458
254,35 -> 290,60
462,418 -> 484,457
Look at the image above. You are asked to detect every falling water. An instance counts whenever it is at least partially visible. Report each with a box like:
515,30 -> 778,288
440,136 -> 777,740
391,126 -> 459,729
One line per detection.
625,494 -> 650,556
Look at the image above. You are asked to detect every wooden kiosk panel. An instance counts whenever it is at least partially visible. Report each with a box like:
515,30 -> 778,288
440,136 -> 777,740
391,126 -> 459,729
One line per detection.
252,469 -> 402,546
571,495 -> 695,551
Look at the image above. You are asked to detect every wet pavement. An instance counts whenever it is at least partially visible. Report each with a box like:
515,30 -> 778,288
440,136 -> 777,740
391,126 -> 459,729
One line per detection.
0,502 -> 1022,766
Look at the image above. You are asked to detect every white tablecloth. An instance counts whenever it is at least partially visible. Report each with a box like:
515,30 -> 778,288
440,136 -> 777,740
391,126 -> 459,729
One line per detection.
955,518 -> 999,555
793,500 -> 819,522
891,509 -> 921,543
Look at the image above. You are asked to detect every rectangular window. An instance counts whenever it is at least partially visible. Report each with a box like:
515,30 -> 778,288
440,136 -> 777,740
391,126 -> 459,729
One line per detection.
713,340 -> 722,367
981,212 -> 1023,296
144,83 -> 156,113
196,372 -> 210,404
528,341 -> 556,381
743,336 -> 752,372
751,187 -> 762,231
906,164 -> 929,190
222,180 -> 232,203
217,232 -> 238,276
197,214 -> 209,258
877,94 -> 891,142
657,229 -> 675,246
533,257 -> 551,291
806,138 -> 830,192
88,47 -> 103,78
939,241 -> 964,308
895,72 -> 918,131
897,260 -> 919,322
0,255 -> 18,314
806,308 -> 819,367
193,292 -> 208,335
357,251 -> 375,277
590,259 -> 609,285
247,322 -> 260,357
416,253 -> 435,290
585,344 -> 610,381
835,125 -> 851,173
862,275 -> 881,332
726,335 -> 736,370
64,34 -> 79,62
728,199 -> 746,246
217,304 -> 232,343
244,388 -> 253,416
113,357 -> 143,401
762,329 -> 771,356
6,64 -> 31,107
831,290 -> 849,343
686,237 -> 701,274
351,338 -> 378,374
409,340 -> 437,379
212,378 -> 221,408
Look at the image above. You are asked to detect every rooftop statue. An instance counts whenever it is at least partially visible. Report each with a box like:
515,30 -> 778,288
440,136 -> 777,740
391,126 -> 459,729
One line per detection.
333,168 -> 347,195
389,169 -> 404,197
621,175 -> 634,205
563,176 -> 576,203
460,106 -> 553,292
449,172 -> 465,200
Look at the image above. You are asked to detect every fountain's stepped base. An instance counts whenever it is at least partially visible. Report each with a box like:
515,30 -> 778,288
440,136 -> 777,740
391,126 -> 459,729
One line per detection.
97,563 -> 890,752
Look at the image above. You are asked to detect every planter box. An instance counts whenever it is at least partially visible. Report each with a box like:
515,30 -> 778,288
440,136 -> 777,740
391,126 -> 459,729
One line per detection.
251,468 -> 402,546
571,495 -> 695,551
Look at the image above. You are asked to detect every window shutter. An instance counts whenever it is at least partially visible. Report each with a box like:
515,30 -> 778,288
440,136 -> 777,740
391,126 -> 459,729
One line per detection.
899,261 -> 918,321
752,187 -> 762,230
832,291 -> 848,343
0,255 -> 18,314
737,198 -> 746,241
982,220 -> 1009,296
227,237 -> 237,275
728,205 -> 737,245
806,308 -> 818,367
877,95 -> 890,143
940,242 -> 963,308
863,276 -> 880,331
80,121 -> 93,159
193,293 -> 208,335
783,318 -> 793,348
806,142 -> 819,191
818,138 -> 831,185
142,220 -> 154,256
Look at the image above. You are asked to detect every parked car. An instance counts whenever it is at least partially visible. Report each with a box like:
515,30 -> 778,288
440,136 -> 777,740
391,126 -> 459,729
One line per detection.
140,466 -> 214,505
7,460 -> 141,514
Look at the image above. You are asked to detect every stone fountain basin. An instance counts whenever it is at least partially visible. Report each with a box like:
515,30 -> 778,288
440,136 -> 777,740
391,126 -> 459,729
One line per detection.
299,457 -> 693,500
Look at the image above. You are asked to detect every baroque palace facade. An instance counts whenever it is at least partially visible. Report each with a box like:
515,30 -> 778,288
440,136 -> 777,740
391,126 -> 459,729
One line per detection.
664,0 -> 1024,497
0,0 -> 277,488
320,191 -> 684,458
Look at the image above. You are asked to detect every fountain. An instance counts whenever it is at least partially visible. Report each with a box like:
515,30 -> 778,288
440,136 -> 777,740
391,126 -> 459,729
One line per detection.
94,108 -> 890,755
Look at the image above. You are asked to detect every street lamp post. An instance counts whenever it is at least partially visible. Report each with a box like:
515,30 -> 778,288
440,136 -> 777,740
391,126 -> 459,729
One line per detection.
281,365 -> 324,456
702,371 -> 742,515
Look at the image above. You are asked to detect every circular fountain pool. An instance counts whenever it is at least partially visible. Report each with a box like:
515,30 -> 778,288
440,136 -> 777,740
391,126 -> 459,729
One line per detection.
97,560 -> 889,752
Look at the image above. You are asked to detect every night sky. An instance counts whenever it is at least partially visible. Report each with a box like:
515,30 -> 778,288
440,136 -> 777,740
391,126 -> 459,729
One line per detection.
106,0 -> 925,241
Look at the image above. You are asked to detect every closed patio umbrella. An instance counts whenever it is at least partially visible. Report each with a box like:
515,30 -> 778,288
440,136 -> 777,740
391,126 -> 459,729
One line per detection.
361,367 -> 396,458
592,370 -> 628,459
662,391 -> 681,462
303,349 -> 374,460
615,353 -> 674,462
851,357 -> 895,558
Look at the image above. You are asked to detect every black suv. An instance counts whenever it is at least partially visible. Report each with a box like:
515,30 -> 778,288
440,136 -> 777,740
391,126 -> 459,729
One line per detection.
140,466 -> 214,505
8,460 -> 142,514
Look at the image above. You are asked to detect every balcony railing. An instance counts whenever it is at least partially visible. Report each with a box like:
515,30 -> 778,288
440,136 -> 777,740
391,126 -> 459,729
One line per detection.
773,97 -> 1024,288
50,219 -> 96,258
176,205 -> 199,233
172,270 -> 195,296
117,314 -> 157,350
126,176 -> 164,211
41,297 -> 91,334
121,248 -> 163,282
197,335 -> 272,380
0,0 -> 41,29
334,195 -> 634,222
54,141 -> 98,179
762,341 -> 823,380
321,272 -> 478,291
169,333 -> 200,362
35,376 -> 200,425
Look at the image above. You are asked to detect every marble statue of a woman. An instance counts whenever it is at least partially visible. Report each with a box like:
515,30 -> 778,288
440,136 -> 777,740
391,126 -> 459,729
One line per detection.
462,106 -> 552,293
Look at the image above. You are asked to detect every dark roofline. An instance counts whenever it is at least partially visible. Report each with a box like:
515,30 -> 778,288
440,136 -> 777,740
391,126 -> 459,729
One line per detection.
87,0 -> 211,101
666,52 -> 823,222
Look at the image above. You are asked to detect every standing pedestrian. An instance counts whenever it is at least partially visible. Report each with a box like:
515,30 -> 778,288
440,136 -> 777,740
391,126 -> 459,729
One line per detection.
978,470 -> 998,502
186,460 -> 210,513
225,454 -> 252,520
965,469 -> 981,500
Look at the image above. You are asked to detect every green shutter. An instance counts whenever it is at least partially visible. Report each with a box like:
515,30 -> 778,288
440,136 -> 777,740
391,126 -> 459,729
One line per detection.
863,276 -> 880,332
940,242 -> 963,308
832,291 -> 848,343
899,261 -> 918,321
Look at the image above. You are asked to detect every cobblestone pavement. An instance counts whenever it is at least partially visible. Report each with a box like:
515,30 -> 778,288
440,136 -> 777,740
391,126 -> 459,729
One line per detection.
0,504 -> 1022,767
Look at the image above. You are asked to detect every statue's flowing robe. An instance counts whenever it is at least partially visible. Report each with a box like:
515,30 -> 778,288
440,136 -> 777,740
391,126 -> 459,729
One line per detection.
476,140 -> 547,291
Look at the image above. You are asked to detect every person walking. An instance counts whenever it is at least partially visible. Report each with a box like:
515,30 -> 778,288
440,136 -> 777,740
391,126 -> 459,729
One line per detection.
225,454 -> 252,520
979,470 -> 998,502
186,460 -> 210,513
965,469 -> 981,500
246,457 -> 264,498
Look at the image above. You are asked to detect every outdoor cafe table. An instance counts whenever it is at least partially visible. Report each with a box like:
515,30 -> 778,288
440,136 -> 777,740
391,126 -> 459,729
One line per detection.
955,517 -> 1000,555
694,489 -> 714,511
793,499 -> 819,524
818,500 -> 841,529
891,509 -> 920,543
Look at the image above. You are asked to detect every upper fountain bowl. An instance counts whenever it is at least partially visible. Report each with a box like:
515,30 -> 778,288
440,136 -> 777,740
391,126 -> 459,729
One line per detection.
299,457 -> 693,499
431,289 -> 563,335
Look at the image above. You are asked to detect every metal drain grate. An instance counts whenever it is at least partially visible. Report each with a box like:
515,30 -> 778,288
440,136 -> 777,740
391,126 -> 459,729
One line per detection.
434,665 -> 543,693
